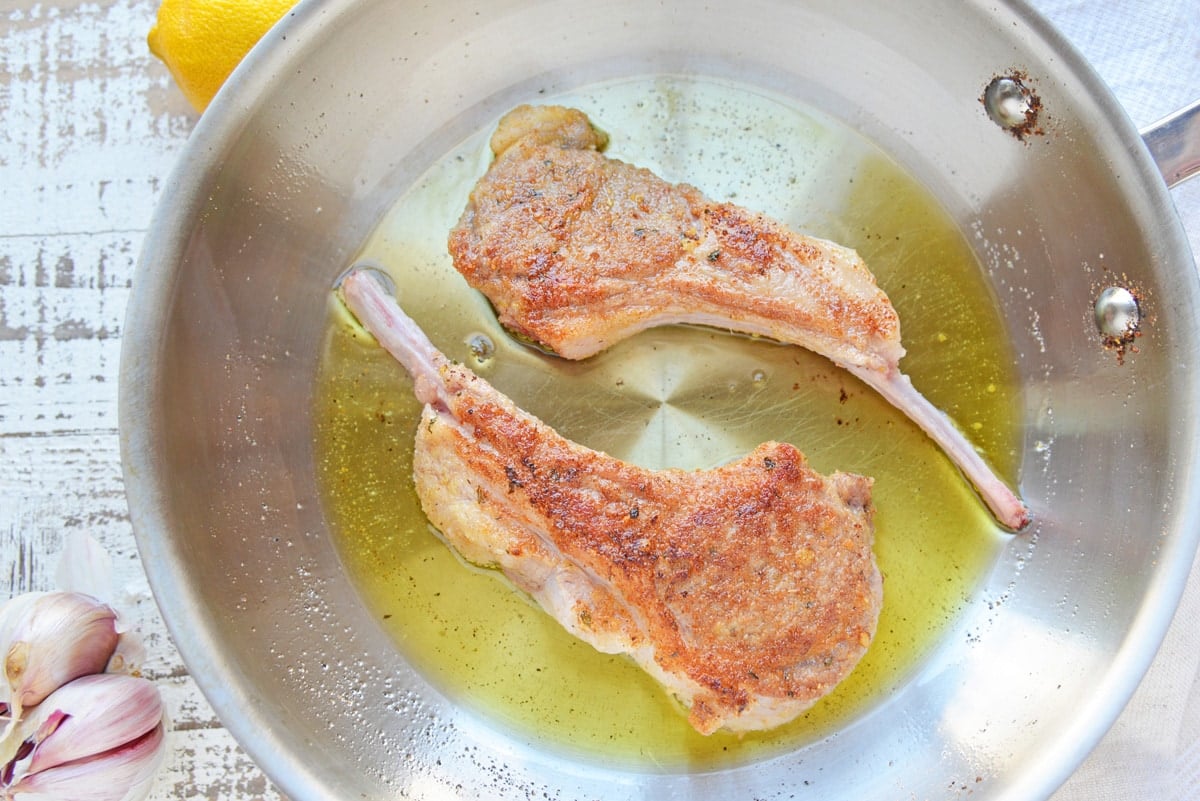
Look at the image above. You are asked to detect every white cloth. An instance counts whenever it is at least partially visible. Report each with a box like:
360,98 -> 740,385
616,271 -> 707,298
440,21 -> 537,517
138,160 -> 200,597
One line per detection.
1028,2 -> 1200,799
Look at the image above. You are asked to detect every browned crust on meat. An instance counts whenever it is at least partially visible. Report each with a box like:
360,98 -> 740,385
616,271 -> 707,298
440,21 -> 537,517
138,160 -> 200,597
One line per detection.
416,363 -> 882,734
447,104 -> 903,370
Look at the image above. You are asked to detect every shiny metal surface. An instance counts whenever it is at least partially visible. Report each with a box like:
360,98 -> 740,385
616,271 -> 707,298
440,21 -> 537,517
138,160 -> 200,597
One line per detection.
119,1 -> 1200,800
983,74 -> 1039,134
1142,99 -> 1200,188
1094,287 -> 1141,342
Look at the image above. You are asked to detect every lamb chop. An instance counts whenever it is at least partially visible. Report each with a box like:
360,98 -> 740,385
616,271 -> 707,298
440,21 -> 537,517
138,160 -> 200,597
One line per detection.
448,105 -> 1029,530
338,268 -> 883,735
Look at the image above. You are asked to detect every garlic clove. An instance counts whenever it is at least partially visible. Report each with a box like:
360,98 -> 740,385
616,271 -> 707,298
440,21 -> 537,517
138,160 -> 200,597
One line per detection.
5,722 -> 165,801
1,593 -> 48,743
13,674 -> 164,776
1,592 -> 120,722
0,594 -> 45,697
54,533 -> 148,679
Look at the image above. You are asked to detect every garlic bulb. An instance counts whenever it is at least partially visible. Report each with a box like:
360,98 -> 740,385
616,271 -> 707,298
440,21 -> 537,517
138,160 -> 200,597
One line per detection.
0,592 -> 119,731
1,674 -> 165,801
0,535 -> 166,800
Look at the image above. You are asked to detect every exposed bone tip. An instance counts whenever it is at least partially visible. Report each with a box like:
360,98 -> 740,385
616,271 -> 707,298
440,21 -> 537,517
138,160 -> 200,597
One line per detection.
1002,500 -> 1032,533
984,483 -> 1030,532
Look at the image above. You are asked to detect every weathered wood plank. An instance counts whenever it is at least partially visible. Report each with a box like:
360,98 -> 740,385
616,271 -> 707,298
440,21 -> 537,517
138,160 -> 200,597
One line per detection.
1,1 -> 286,797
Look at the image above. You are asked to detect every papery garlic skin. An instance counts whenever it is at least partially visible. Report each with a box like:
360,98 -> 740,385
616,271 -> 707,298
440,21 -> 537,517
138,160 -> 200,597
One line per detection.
0,593 -> 119,728
1,674 -> 165,801
53,533 -> 114,605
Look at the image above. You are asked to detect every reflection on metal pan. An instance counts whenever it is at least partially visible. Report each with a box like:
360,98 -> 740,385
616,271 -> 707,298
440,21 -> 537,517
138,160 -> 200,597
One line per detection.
120,1 -> 1200,800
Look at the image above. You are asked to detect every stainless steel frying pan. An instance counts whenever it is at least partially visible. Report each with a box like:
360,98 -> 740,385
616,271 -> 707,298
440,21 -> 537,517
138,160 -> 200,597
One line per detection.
119,1 -> 1200,799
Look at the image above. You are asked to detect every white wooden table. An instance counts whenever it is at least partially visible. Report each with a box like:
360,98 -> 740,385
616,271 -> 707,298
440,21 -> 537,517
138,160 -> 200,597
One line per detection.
1,2 -> 1196,799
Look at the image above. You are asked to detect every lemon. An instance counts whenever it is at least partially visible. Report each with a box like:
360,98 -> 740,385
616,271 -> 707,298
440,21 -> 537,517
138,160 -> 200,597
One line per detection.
148,0 -> 297,112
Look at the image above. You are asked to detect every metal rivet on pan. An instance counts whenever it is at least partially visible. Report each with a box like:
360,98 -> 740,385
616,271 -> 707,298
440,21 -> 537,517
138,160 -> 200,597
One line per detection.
983,74 -> 1042,140
1094,286 -> 1140,341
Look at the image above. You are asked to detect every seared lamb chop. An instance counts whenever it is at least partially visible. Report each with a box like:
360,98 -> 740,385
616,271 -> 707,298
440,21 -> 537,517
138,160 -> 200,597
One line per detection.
339,268 -> 882,735
448,105 -> 1028,530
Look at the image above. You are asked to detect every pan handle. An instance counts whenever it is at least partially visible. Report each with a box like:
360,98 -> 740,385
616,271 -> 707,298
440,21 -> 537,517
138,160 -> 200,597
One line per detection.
1141,99 -> 1200,190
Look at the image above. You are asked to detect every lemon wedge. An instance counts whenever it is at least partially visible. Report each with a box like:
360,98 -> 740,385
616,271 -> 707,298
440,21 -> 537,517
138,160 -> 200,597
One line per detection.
148,0 -> 297,112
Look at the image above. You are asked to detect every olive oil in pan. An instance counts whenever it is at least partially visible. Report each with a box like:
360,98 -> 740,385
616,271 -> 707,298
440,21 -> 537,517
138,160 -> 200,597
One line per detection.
313,76 -> 1019,769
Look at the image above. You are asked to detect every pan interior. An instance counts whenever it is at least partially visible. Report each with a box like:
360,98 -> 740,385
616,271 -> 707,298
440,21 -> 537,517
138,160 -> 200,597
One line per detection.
313,74 -> 1019,770
122,0 -> 1200,798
